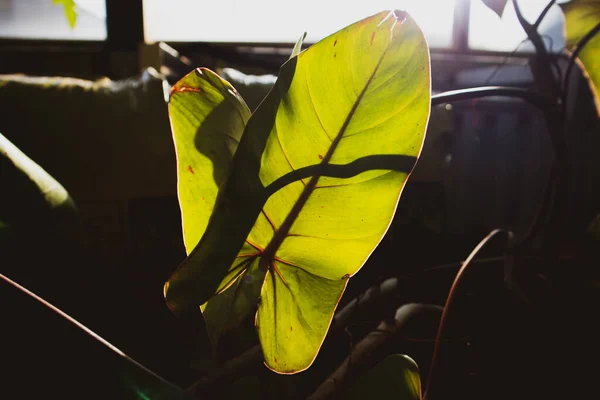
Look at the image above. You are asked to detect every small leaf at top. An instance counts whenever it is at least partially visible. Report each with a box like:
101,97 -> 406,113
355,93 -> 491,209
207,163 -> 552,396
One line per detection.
481,0 -> 509,17
53,0 -> 77,28
165,9 -> 431,374
290,32 -> 307,59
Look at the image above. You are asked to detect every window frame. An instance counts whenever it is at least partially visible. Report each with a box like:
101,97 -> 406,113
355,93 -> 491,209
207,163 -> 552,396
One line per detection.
0,0 -> 559,80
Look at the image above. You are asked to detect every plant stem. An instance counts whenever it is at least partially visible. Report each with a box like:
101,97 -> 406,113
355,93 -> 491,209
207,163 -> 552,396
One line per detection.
423,229 -> 511,400
431,86 -> 552,112
534,0 -> 556,30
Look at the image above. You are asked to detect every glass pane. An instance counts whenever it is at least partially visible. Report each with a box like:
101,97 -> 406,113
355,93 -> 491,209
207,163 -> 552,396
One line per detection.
469,0 -> 565,52
0,0 -> 106,40
143,0 -> 455,48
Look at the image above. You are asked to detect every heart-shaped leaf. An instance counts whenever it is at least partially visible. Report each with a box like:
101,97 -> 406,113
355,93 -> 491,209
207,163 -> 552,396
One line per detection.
165,9 -> 431,373
561,0 -> 600,113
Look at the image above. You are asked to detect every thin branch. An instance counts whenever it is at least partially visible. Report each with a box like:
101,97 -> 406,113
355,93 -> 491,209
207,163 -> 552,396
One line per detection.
534,0 -> 556,30
423,230 -> 512,400
512,0 -> 548,58
512,0 -> 561,97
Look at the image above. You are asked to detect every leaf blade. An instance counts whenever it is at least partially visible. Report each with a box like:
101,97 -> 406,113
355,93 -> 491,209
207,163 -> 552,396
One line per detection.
257,263 -> 347,373
165,9 -> 431,374
169,68 -> 266,347
169,67 -> 251,253
254,10 -> 430,371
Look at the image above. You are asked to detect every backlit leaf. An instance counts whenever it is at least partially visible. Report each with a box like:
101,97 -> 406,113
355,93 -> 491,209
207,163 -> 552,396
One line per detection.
166,10 -> 431,373
168,68 -> 258,346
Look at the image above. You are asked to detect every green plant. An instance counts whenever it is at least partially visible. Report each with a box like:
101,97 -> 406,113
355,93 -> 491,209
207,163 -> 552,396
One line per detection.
163,1 -> 600,398
165,10 -> 431,374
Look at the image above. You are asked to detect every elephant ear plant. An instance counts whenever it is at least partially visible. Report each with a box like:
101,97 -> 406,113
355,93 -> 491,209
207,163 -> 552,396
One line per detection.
164,9 -> 431,375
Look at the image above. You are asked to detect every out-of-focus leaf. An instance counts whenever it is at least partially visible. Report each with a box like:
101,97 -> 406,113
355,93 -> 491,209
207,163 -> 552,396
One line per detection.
0,132 -> 79,243
347,354 -> 422,400
166,10 -> 431,374
53,0 -> 77,28
561,0 -> 600,113
481,0 -> 509,17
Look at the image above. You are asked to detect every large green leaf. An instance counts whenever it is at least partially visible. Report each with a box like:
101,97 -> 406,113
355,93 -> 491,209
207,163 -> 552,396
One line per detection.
347,354 -> 422,400
561,0 -> 600,113
165,9 -> 431,373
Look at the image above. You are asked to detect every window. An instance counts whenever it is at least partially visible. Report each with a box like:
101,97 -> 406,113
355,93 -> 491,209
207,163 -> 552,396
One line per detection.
469,0 -> 565,53
143,0 -> 455,48
0,0 -> 567,55
0,0 -> 106,40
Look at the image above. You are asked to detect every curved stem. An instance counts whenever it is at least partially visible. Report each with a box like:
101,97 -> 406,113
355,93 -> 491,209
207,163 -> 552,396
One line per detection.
431,86 -> 552,112
423,229 -> 511,400
562,22 -> 600,102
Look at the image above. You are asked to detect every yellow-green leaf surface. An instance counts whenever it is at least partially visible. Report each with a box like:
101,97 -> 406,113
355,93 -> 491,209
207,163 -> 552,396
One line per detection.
169,68 -> 265,345
347,355 -> 422,400
169,68 -> 251,253
165,10 -> 431,373
562,0 -> 600,112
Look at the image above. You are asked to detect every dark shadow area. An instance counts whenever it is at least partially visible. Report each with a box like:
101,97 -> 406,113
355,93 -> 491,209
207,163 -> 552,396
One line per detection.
1,273 -> 195,400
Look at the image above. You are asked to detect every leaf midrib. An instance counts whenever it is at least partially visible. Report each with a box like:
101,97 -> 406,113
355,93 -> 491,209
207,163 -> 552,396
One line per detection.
258,31 -> 395,269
